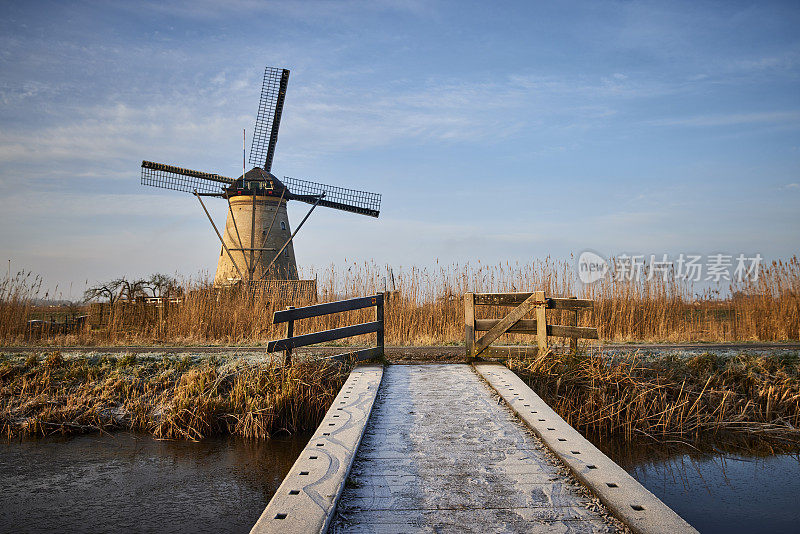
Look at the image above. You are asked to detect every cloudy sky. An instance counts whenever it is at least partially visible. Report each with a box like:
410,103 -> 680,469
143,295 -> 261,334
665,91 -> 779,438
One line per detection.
1,0 -> 798,297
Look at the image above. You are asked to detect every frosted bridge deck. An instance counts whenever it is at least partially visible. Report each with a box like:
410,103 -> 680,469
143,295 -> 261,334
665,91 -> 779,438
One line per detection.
252,364 -> 697,534
331,364 -> 616,533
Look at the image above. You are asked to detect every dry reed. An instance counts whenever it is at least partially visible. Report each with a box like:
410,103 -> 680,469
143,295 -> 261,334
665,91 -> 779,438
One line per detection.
1,257 -> 798,345
507,350 -> 800,448
0,352 -> 349,440
0,272 -> 42,341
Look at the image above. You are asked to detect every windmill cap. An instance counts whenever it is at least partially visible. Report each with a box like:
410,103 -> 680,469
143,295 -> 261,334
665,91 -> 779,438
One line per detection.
237,166 -> 288,192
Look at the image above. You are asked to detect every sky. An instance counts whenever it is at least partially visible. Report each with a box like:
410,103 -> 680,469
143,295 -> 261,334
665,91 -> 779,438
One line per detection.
1,0 -> 798,298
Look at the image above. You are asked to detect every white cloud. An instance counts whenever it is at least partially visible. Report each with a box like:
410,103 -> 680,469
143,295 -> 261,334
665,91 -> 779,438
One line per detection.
650,111 -> 800,128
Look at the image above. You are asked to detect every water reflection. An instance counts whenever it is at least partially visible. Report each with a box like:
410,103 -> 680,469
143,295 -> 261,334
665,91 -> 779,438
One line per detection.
597,439 -> 800,534
0,432 -> 309,534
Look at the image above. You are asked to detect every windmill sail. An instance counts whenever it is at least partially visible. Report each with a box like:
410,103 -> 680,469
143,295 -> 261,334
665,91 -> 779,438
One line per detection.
141,160 -> 234,195
249,67 -> 290,172
284,176 -> 381,218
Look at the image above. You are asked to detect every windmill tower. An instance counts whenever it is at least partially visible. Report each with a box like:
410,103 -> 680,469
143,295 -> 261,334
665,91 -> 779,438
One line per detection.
140,67 -> 382,286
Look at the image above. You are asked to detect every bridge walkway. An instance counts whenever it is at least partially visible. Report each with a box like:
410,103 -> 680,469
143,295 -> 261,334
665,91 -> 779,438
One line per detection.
328,364 -> 620,533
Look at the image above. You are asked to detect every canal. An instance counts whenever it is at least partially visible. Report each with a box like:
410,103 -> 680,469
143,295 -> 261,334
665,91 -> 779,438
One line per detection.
2,434 -> 799,532
603,441 -> 800,534
0,432 -> 308,534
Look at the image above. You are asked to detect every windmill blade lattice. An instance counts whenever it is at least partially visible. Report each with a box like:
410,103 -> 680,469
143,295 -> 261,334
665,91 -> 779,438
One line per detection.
284,176 -> 381,218
141,160 -> 234,195
249,67 -> 290,172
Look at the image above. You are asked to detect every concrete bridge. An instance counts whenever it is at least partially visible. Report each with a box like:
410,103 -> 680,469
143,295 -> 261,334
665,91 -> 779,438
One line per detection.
251,363 -> 698,534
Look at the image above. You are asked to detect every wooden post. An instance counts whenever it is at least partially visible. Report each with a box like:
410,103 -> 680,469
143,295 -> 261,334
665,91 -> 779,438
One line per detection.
569,296 -> 578,354
569,310 -> 579,354
464,292 -> 475,358
376,294 -> 385,358
284,306 -> 294,367
535,290 -> 548,356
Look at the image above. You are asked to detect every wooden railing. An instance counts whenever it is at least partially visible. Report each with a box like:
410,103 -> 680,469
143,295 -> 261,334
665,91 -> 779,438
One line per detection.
267,294 -> 384,366
464,291 -> 597,358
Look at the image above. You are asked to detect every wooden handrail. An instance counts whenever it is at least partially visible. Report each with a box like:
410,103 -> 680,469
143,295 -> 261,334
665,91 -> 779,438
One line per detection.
273,294 -> 381,323
473,293 -> 593,309
268,293 -> 385,366
267,321 -> 382,352
474,319 -> 598,339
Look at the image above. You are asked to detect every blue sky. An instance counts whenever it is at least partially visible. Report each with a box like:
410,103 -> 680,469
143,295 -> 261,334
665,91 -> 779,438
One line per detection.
1,0 -> 798,297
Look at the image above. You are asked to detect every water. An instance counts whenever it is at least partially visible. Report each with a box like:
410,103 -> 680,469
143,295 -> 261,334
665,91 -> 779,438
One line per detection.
0,432 -> 308,534
601,442 -> 800,533
3,432 -> 800,533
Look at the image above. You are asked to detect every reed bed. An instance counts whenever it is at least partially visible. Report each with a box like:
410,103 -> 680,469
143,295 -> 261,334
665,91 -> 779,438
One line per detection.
508,351 -> 800,448
0,352 -> 349,440
1,256 -> 798,345
0,272 -> 42,341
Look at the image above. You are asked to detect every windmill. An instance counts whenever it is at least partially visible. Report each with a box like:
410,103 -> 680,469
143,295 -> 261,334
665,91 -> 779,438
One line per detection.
140,66 -> 382,286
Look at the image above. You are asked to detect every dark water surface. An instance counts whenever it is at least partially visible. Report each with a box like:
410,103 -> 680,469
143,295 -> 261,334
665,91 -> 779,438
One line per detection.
601,442 -> 800,534
0,432 -> 309,534
3,431 -> 800,533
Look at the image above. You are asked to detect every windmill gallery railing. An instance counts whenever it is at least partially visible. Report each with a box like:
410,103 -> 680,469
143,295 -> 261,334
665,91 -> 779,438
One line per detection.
464,291 -> 598,358
267,294 -> 384,366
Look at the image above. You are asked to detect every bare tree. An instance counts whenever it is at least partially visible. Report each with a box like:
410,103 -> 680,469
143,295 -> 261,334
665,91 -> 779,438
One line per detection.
84,274 -> 183,305
83,278 -> 127,305
143,273 -> 182,299
119,279 -> 150,302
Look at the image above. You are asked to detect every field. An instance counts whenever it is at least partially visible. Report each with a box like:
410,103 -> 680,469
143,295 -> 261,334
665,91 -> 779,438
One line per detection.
1,256 -> 798,346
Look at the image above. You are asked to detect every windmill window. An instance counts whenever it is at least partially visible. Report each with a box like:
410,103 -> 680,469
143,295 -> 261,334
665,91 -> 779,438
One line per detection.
280,221 -> 286,231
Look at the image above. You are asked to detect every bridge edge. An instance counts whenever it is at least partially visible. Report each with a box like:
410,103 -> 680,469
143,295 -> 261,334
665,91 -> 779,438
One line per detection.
473,362 -> 699,534
250,364 -> 384,534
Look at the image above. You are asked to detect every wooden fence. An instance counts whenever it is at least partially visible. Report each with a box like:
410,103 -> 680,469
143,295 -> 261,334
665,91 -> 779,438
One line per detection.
87,299 -> 183,328
267,294 -> 385,366
464,291 -> 598,358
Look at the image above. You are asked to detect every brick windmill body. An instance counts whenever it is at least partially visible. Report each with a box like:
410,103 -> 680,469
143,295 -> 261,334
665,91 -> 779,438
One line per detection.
214,168 -> 298,284
140,67 -> 381,288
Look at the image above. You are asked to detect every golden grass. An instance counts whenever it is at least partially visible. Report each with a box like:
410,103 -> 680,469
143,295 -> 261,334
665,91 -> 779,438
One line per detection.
0,352 -> 349,440
1,256 -> 798,345
508,351 -> 800,448
0,272 -> 42,341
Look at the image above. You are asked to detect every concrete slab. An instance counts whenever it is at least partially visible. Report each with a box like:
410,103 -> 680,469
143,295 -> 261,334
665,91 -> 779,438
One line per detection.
474,362 -> 699,534
329,364 -> 621,533
250,364 -> 383,534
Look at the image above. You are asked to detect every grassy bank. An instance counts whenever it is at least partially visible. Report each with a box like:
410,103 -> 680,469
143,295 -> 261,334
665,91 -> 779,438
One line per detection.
3,348 -> 800,450
508,351 -> 800,450
0,352 -> 349,440
2,257 -> 799,346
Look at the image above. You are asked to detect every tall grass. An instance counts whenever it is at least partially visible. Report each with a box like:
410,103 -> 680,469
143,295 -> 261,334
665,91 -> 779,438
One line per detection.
585,256 -> 800,342
0,272 -> 42,340
0,352 -> 349,439
508,351 -> 800,448
1,257 -> 798,345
